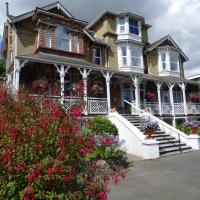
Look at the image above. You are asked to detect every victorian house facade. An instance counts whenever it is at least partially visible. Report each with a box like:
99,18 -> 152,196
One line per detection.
2,2 -> 200,126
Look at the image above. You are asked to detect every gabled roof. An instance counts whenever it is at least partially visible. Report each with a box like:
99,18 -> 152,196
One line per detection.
187,74 -> 200,80
9,1 -> 87,24
86,10 -> 151,30
146,35 -> 189,61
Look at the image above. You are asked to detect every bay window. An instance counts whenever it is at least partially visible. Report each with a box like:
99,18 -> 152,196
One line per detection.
121,46 -> 127,66
93,47 -> 101,65
55,26 -> 70,51
158,47 -> 180,75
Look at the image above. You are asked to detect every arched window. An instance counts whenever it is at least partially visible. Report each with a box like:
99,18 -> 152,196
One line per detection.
46,25 -> 51,48
55,26 -> 70,51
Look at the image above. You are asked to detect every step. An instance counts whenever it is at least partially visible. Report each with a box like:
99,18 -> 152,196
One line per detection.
159,142 -> 186,149
152,134 -> 170,138
160,149 -> 194,157
156,136 -> 176,141
158,139 -> 181,145
159,146 -> 192,155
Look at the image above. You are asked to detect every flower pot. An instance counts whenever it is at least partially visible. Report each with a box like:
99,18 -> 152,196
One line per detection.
189,126 -> 198,135
145,128 -> 154,139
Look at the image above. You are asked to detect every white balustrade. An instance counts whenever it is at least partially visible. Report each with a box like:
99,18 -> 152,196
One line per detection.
187,103 -> 200,115
142,102 -> 159,115
174,103 -> 185,115
87,97 -> 108,114
161,103 -> 172,115
64,96 -> 81,110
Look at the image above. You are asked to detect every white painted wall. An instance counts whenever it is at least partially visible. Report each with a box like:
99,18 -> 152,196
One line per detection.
107,112 -> 159,159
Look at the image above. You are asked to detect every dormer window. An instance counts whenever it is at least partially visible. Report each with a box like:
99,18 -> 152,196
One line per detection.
129,19 -> 139,35
93,47 -> 101,65
119,17 -> 125,33
158,47 -> 180,76
55,26 -> 70,51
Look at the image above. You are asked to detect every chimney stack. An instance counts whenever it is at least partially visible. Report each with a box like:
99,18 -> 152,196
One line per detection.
6,2 -> 9,17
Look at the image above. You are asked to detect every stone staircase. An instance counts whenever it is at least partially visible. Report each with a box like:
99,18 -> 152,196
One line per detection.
122,114 -> 192,156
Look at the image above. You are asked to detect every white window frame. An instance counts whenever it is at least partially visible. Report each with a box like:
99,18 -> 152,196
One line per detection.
170,53 -> 178,71
131,47 -> 141,67
158,47 -> 180,76
119,16 -> 126,33
92,47 -> 102,65
121,46 -> 128,66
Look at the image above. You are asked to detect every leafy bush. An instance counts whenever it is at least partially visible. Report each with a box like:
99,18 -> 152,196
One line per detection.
0,87 -> 126,200
90,116 -> 118,136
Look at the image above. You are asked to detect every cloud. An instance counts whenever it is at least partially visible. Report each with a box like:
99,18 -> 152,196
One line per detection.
0,0 -> 199,76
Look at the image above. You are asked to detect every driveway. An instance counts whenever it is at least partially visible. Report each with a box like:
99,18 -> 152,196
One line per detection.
108,151 -> 200,200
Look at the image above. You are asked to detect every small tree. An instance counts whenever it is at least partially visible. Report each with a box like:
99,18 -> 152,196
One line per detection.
0,85 -> 126,199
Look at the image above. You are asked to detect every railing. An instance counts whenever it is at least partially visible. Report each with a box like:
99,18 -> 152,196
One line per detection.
29,94 -> 61,111
63,96 -> 81,111
124,100 -> 191,153
141,102 -> 159,115
187,103 -> 200,115
88,97 -> 108,114
174,103 -> 184,115
162,103 -> 172,115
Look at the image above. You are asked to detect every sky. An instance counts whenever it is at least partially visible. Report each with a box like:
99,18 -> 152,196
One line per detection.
0,0 -> 199,77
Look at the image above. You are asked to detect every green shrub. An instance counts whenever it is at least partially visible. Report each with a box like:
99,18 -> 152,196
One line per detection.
90,115 -> 118,136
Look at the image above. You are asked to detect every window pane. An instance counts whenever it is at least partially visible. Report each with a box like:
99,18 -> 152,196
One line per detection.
162,63 -> 166,70
122,57 -> 127,65
120,26 -> 125,33
121,47 -> 127,56
132,57 -> 141,67
74,33 -> 78,52
93,47 -> 101,65
161,53 -> 166,61
119,17 -> 125,25
131,48 -> 140,57
55,26 -> 70,51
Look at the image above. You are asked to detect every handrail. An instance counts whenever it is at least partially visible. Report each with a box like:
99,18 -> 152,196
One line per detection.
124,100 -> 186,153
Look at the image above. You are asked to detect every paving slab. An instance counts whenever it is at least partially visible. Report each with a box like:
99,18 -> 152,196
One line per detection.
108,151 -> 200,200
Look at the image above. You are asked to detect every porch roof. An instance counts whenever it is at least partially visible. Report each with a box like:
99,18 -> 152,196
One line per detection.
16,53 -> 199,86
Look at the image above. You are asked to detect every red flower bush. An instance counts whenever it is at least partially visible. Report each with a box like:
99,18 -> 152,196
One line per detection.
0,86 -> 126,199
144,92 -> 157,102
188,94 -> 200,103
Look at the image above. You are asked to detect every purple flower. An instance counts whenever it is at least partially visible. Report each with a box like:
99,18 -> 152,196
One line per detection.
140,120 -> 159,130
184,121 -> 200,127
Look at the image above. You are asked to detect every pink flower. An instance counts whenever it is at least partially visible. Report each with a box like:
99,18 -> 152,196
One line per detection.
52,107 -> 61,118
9,128 -> 19,139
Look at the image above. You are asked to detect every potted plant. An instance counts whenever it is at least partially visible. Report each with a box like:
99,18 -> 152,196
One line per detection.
140,120 -> 159,139
183,121 -> 200,134
144,92 -> 157,102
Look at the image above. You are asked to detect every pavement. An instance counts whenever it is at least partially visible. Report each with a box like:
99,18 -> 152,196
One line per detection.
108,151 -> 200,200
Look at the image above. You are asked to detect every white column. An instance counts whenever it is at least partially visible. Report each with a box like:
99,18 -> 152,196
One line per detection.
168,83 -> 175,116
55,65 -> 70,104
79,68 -> 91,115
120,81 -> 124,107
13,59 -> 21,92
155,80 -> 162,116
102,71 -> 113,112
178,82 -> 187,116
131,75 -> 141,108
127,44 -> 131,67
